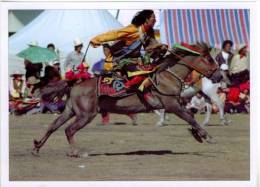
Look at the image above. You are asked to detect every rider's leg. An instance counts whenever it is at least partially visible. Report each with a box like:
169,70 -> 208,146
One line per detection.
181,86 -> 198,98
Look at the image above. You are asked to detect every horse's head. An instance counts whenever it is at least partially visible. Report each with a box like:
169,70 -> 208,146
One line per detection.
177,42 -> 218,78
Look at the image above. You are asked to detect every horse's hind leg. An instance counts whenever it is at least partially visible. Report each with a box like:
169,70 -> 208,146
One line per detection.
65,113 -> 96,157
32,100 -> 75,156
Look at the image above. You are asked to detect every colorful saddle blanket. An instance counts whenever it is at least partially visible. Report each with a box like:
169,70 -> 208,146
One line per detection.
97,76 -> 133,97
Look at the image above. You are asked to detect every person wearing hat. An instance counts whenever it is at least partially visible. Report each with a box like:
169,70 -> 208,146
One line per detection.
64,37 -> 85,71
25,76 -> 41,99
47,43 -> 60,73
9,71 -> 26,99
229,44 -> 249,86
50,60 -> 61,76
75,62 -> 92,80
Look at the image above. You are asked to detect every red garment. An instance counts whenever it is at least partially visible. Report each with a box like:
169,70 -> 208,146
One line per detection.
75,72 -> 92,80
65,70 -> 75,80
77,63 -> 87,71
227,87 -> 240,103
125,75 -> 146,88
239,81 -> 250,91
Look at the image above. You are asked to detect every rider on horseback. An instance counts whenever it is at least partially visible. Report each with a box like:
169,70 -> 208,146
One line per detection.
90,10 -> 168,109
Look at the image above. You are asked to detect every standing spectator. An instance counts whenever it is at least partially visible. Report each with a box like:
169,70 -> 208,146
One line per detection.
64,37 -> 85,71
229,44 -> 249,85
24,41 -> 43,81
215,40 -> 234,67
24,60 -> 43,81
9,71 -> 26,100
47,43 -> 55,51
47,43 -> 60,69
50,60 -> 61,76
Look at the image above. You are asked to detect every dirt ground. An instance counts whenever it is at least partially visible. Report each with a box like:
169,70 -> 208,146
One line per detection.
9,113 -> 250,181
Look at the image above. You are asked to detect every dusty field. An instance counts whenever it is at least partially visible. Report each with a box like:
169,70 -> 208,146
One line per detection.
9,113 -> 250,181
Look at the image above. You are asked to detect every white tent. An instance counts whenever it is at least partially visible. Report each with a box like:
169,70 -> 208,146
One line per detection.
8,11 -> 24,33
9,10 -> 123,75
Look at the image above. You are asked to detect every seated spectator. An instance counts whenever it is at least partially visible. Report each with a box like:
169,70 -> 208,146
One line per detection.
23,76 -> 42,115
212,88 -> 227,113
25,76 -> 41,99
215,40 -> 234,68
229,44 -> 249,86
186,92 -> 208,114
239,89 -> 250,113
9,71 -> 26,100
224,87 -> 242,113
239,80 -> 250,91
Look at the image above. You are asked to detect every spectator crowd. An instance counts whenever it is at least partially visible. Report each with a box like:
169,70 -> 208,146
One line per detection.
9,39 -> 250,117
185,40 -> 250,115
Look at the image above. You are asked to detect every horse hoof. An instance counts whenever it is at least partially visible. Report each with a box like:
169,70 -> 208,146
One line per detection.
156,122 -> 164,127
66,151 -> 80,158
33,139 -> 40,148
205,135 -> 217,144
220,119 -> 231,126
31,148 -> 40,157
188,128 -> 203,143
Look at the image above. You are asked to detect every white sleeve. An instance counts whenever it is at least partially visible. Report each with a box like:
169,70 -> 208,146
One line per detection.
21,80 -> 26,95
9,80 -> 15,94
64,53 -> 72,71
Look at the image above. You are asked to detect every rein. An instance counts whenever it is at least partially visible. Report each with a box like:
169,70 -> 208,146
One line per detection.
167,49 -> 216,77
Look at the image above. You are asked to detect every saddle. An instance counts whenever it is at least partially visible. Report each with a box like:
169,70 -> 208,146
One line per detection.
97,76 -> 135,97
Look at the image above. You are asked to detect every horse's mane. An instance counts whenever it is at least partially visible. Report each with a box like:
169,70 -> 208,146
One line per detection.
156,42 -> 212,73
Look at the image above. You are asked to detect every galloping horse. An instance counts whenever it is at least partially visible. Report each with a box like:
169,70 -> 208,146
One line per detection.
32,42 -> 217,157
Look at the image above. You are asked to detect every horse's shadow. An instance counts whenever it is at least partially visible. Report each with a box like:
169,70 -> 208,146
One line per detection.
88,150 -> 220,158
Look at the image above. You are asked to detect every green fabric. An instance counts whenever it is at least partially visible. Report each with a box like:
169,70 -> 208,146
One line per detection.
142,54 -> 151,65
115,58 -> 138,70
17,46 -> 58,63
172,43 -> 201,55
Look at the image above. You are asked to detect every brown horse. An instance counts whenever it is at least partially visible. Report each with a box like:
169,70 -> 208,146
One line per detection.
32,42 -> 217,157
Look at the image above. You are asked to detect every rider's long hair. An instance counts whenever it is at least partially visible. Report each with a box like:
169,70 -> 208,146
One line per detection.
131,10 -> 155,38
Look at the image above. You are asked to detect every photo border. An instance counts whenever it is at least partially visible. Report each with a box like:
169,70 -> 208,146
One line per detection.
1,1 -> 259,187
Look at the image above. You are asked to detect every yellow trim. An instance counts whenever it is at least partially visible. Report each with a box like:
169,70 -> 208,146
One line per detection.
127,70 -> 154,77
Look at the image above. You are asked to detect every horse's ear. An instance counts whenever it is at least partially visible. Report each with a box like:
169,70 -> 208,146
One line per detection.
196,41 -> 201,46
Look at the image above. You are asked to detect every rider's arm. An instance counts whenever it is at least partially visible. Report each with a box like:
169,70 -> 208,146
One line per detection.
90,24 -> 138,47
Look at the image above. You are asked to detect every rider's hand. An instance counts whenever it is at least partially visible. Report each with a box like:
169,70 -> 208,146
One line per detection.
161,44 -> 168,51
90,40 -> 101,48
